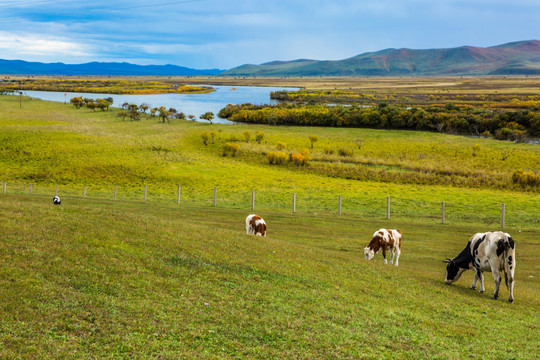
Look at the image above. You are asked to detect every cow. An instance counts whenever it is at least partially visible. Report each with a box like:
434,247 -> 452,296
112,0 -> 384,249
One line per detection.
444,231 -> 515,303
245,214 -> 267,237
53,196 -> 61,205
364,229 -> 402,266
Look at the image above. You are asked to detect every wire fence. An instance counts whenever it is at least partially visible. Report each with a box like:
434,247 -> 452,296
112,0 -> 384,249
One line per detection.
2,181 -> 537,229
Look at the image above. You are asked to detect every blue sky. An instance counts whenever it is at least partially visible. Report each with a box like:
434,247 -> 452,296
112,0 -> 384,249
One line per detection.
0,0 -> 538,69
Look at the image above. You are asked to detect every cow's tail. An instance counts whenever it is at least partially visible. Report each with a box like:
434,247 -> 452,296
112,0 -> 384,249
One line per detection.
501,236 -> 516,290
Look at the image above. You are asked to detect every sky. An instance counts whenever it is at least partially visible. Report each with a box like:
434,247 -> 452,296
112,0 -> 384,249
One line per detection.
0,0 -> 539,70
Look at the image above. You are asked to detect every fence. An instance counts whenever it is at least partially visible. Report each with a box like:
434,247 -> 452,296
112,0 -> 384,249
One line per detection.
2,181 -> 528,229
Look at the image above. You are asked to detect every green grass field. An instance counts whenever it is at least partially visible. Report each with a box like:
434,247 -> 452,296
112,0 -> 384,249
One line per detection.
0,93 -> 539,358
0,195 -> 538,359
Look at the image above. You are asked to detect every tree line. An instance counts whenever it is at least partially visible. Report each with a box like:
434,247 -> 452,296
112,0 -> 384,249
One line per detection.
218,103 -> 540,141
70,96 -> 215,124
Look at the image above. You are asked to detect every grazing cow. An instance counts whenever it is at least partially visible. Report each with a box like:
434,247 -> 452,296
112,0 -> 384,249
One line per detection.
53,196 -> 61,205
364,229 -> 402,266
245,214 -> 267,237
444,231 -> 516,303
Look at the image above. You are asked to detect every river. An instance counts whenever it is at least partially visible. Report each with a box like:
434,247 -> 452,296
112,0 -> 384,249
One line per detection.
23,85 -> 296,124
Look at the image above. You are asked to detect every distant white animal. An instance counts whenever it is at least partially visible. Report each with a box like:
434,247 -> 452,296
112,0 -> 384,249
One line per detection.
245,214 -> 267,237
364,229 -> 402,266
444,231 -> 516,303
53,196 -> 61,205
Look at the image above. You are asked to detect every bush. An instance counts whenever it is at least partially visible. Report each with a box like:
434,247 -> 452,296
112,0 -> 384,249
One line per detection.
267,151 -> 288,165
512,169 -> 540,187
291,153 -> 306,166
223,142 -> 240,157
338,148 -> 354,157
276,142 -> 286,150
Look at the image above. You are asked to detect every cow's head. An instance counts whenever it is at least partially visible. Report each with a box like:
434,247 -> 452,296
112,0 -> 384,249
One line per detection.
443,258 -> 467,284
364,247 -> 375,260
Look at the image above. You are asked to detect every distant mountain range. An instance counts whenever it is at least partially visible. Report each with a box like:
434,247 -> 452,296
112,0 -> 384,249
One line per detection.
0,60 -> 223,76
223,40 -> 540,76
1,40 -> 540,77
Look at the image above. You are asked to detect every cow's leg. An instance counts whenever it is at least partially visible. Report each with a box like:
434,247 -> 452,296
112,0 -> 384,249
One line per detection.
382,247 -> 387,264
394,247 -> 400,267
507,253 -> 515,303
478,270 -> 485,293
490,269 -> 502,300
389,248 -> 394,265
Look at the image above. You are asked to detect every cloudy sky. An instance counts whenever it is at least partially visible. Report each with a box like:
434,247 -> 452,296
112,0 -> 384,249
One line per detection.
0,0 -> 538,70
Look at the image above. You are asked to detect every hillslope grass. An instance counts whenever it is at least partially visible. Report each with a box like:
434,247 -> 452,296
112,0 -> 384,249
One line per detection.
0,94 -> 538,229
0,195 -> 538,359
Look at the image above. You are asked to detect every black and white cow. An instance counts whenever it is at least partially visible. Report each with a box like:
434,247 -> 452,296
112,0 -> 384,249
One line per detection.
53,196 -> 61,205
444,231 -> 515,303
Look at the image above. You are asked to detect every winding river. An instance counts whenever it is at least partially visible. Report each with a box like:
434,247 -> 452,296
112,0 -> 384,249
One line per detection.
23,85 -> 297,124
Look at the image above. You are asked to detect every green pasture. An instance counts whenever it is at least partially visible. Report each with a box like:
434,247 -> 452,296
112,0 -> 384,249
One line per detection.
0,94 -> 539,358
0,94 -> 538,229
0,194 -> 538,359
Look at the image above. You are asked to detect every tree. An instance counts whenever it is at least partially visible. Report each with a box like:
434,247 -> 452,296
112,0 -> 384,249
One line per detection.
97,98 -> 111,111
188,114 -> 196,121
255,131 -> 265,144
158,106 -> 170,123
308,135 -> 319,149
243,130 -> 252,142
200,112 -> 214,124
70,96 -> 84,109
139,103 -> 150,114
87,101 -> 97,111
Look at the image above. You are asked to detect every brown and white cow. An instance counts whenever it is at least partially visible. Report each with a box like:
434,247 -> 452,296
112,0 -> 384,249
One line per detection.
444,231 -> 516,303
245,214 -> 267,237
364,229 -> 402,266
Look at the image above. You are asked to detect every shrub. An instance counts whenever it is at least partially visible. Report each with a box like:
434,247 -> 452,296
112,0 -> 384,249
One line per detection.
201,132 -> 210,146
308,135 -> 319,148
338,148 -> 354,157
223,142 -> 240,157
267,151 -> 288,165
243,130 -> 252,143
324,146 -> 335,155
291,153 -> 306,166
512,169 -> 540,187
276,142 -> 286,150
255,131 -> 265,144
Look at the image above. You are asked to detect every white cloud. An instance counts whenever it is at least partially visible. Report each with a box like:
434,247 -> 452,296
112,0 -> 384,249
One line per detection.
0,31 -> 93,60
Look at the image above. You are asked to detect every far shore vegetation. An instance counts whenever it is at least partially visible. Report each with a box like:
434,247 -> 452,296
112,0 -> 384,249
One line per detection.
0,78 -> 214,95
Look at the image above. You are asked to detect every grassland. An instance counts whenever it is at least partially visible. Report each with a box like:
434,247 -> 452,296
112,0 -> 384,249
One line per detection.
1,194 -> 539,359
0,86 -> 539,358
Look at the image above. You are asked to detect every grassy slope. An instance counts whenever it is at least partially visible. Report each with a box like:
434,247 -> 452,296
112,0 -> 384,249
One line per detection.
0,94 -> 539,358
1,94 -> 538,228
0,195 -> 538,359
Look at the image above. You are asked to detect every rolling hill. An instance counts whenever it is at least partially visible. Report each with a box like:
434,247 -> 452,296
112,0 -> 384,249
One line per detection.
223,40 -> 540,76
0,59 -> 224,76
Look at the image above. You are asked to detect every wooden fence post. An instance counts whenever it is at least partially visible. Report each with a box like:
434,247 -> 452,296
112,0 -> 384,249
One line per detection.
213,187 -> 217,207
177,185 -> 181,204
3,182 -> 6,194
83,185 -> 86,198
55,185 -> 58,197
144,185 -> 147,202
29,184 -> 32,195
441,201 -> 445,224
251,190 -> 255,211
501,203 -> 505,229
293,193 -> 296,214
386,196 -> 390,220
114,185 -> 117,200
338,195 -> 342,216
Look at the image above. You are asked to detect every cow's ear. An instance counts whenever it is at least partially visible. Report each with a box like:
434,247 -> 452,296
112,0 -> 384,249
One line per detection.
442,258 -> 452,263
